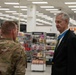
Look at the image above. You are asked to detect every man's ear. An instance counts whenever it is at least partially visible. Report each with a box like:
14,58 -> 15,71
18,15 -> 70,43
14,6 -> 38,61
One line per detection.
65,19 -> 68,24
11,29 -> 14,35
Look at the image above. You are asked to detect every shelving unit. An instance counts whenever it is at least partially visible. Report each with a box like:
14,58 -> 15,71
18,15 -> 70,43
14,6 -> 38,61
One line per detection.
23,32 -> 32,62
17,32 -> 32,62
31,32 -> 46,71
46,33 -> 57,65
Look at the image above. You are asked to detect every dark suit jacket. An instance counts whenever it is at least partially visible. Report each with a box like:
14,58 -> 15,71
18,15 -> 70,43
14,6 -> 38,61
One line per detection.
51,29 -> 76,75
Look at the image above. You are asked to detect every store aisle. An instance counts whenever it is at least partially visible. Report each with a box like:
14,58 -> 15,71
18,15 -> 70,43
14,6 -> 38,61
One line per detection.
25,63 -> 52,75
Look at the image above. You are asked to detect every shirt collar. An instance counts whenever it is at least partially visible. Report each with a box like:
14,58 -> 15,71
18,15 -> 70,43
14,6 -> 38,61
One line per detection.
58,28 -> 69,40
60,28 -> 69,35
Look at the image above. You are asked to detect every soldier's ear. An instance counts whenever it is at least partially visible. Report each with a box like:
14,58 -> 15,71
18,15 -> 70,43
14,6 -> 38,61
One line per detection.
11,29 -> 14,36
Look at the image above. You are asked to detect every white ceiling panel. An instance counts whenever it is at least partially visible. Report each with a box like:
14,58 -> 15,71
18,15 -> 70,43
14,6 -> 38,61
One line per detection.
0,0 -> 76,25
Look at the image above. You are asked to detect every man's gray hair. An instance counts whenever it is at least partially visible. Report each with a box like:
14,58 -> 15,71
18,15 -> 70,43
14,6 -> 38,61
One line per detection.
56,11 -> 70,23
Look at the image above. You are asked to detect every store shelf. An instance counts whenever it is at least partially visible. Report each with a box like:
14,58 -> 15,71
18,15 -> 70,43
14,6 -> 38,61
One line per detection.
46,33 -> 57,65
17,32 -> 32,62
31,32 -> 46,71
31,64 -> 46,71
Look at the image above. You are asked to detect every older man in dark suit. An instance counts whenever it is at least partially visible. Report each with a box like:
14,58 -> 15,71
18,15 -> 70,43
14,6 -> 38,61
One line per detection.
51,11 -> 76,75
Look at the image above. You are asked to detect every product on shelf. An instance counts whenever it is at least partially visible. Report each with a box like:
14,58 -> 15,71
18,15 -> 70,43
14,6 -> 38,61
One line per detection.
32,59 -> 45,64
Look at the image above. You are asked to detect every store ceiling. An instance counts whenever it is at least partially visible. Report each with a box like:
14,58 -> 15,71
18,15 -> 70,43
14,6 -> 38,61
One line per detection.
0,0 -> 76,25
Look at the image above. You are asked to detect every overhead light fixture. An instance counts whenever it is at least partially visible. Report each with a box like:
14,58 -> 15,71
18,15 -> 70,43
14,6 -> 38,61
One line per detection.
36,19 -> 51,25
65,2 -> 76,4
20,19 -> 26,21
36,22 -> 43,25
13,13 -> 23,15
53,13 -> 57,15
5,11 -> 17,13
74,11 -> 76,13
1,18 -> 10,20
68,6 -> 76,8
0,8 -> 9,10
50,11 -> 61,13
4,2 -> 19,5
32,2 -> 48,4
70,18 -> 76,25
71,9 -> 76,10
14,6 -> 27,8
46,9 -> 58,11
21,9 -> 27,11
40,6 -> 54,8
20,22 -> 26,24
20,15 -> 27,18
0,14 -> 9,16
6,16 -> 16,18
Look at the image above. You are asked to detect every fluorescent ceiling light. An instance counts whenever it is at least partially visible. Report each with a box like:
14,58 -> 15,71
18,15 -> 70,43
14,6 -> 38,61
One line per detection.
0,8 -> 9,10
15,18 -> 19,20
20,15 -> 27,18
13,13 -> 23,15
70,18 -> 76,25
4,2 -> 19,5
68,6 -> 76,8
20,19 -> 26,21
1,18 -> 10,20
71,9 -> 76,10
24,20 -> 27,22
32,2 -> 48,4
40,6 -> 54,8
21,9 -> 27,11
36,19 -> 51,25
36,14 -> 52,21
20,22 -> 26,24
36,22 -> 43,25
5,11 -> 17,13
6,16 -> 16,18
50,11 -> 61,13
74,11 -> 76,13
0,14 -> 9,17
14,6 -> 27,8
65,2 -> 76,4
53,12 -> 58,15
46,9 -> 58,11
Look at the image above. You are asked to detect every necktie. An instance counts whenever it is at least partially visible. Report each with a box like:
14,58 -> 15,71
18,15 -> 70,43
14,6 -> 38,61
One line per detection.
55,30 -> 68,50
55,38 -> 60,50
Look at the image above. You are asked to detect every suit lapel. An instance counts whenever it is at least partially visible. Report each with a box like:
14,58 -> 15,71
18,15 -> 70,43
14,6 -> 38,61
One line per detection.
54,29 -> 71,57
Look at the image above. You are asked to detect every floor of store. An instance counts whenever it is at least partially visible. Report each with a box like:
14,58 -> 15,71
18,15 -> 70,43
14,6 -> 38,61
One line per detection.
26,63 -> 52,75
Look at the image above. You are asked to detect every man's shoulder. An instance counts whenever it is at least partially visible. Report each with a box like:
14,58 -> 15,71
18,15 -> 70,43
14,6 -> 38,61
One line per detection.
0,39 -> 21,48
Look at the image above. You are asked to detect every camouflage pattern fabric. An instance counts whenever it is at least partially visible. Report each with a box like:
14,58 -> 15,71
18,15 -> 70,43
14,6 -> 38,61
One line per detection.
0,38 -> 26,75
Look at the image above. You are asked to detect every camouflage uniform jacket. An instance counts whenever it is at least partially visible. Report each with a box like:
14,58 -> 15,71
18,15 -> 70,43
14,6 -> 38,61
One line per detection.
0,38 -> 26,75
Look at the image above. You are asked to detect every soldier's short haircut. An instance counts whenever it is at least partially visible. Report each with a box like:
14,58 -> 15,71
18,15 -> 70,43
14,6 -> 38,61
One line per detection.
1,21 -> 16,35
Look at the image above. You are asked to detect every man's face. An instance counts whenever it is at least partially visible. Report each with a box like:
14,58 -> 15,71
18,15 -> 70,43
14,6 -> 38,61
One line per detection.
55,15 -> 68,33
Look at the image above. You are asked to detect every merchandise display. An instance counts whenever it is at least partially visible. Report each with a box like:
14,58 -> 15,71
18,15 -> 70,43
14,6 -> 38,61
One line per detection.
31,32 -> 46,71
17,32 -> 32,62
46,33 -> 57,65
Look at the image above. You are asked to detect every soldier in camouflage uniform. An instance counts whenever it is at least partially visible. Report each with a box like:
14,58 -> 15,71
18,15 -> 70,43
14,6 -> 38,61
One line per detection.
0,21 -> 26,75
